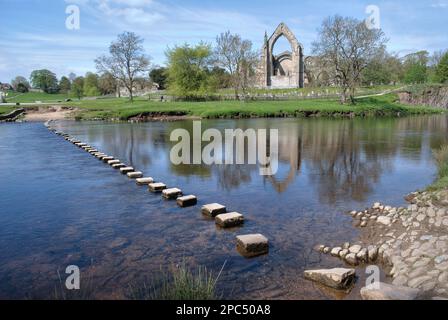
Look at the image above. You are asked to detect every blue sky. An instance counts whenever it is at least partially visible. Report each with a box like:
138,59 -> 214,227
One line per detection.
1,0 -> 448,82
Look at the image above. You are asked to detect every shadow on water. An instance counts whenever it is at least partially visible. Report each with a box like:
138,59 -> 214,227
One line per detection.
0,115 -> 447,299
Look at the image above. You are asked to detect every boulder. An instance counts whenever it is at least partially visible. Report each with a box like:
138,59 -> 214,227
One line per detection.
331,247 -> 342,257
303,268 -> 356,290
136,177 -> 154,186
236,234 -> 269,257
345,253 -> 358,266
201,203 -> 226,217
148,182 -> 167,193
215,212 -> 244,228
162,188 -> 183,199
127,171 -> 143,179
120,167 -> 134,174
360,282 -> 421,300
377,216 -> 392,226
177,195 -> 198,207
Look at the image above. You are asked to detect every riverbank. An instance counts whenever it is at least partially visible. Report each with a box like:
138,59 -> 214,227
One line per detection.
314,146 -> 448,300
1,93 -> 444,122
41,93 -> 448,121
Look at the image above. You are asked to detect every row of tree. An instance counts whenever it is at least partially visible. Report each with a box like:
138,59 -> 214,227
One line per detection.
7,16 -> 448,105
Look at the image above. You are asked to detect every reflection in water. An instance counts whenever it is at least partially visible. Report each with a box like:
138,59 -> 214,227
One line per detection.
0,115 -> 447,300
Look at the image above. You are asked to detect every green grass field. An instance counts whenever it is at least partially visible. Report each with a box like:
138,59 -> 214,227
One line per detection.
64,93 -> 443,120
5,90 -> 70,103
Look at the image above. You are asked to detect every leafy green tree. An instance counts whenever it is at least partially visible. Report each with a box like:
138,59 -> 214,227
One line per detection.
98,72 -> 117,95
71,77 -> 84,100
11,76 -> 30,93
59,76 -> 71,94
166,43 -> 212,96
83,72 -> 100,96
30,69 -> 59,93
149,67 -> 168,90
403,51 -> 429,84
362,49 -> 403,85
435,51 -> 448,83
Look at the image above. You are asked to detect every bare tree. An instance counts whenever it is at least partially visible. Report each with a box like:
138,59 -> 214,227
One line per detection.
313,16 -> 387,104
214,31 -> 259,100
95,31 -> 150,102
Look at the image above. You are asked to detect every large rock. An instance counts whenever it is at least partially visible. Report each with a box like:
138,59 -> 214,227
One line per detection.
202,203 -> 226,217
377,216 -> 392,226
361,282 -> 421,300
303,268 -> 356,290
215,212 -> 244,228
236,234 -> 269,257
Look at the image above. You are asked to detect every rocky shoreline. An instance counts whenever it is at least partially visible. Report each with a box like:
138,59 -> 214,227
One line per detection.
308,189 -> 448,300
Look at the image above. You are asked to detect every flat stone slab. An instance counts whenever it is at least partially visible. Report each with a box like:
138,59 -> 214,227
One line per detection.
108,160 -> 121,165
127,171 -> 143,179
177,195 -> 198,207
120,167 -> 134,174
360,282 -> 421,300
162,188 -> 183,199
136,177 -> 154,185
102,156 -> 115,163
202,203 -> 227,217
88,149 -> 98,153
112,163 -> 126,169
96,154 -> 108,160
75,142 -> 87,147
149,182 -> 167,193
216,212 -> 244,228
236,234 -> 269,258
304,268 -> 356,290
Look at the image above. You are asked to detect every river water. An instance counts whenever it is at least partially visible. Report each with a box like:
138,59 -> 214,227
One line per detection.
0,115 -> 447,299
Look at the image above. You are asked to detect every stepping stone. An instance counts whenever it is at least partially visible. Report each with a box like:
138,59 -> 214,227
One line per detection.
304,268 -> 356,290
108,159 -> 121,165
136,177 -> 154,185
102,156 -> 114,163
177,195 -> 198,207
89,149 -> 98,154
120,167 -> 134,174
127,171 -> 143,179
201,203 -> 226,217
149,182 -> 167,193
216,212 -> 244,228
81,146 -> 92,150
236,234 -> 269,258
162,188 -> 183,199
76,143 -> 87,147
112,163 -> 126,169
96,154 -> 107,159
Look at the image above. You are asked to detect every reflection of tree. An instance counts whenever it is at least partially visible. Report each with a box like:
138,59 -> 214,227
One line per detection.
213,165 -> 253,191
75,115 -> 448,204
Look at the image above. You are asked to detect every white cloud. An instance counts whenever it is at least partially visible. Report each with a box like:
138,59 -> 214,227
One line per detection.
431,1 -> 448,8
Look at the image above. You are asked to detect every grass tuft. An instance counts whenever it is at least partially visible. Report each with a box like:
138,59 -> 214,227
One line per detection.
128,261 -> 225,300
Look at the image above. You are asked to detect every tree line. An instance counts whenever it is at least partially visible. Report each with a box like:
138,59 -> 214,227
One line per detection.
5,15 -> 448,105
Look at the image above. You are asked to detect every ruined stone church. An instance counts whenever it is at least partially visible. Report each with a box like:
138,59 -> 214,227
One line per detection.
257,23 -> 305,89
256,23 -> 335,89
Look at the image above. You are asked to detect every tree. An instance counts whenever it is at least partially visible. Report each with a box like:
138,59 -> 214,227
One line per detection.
59,76 -> 71,94
98,72 -> 117,95
149,67 -> 168,90
214,31 -> 258,99
71,77 -> 84,100
312,16 -> 388,104
166,43 -> 212,96
362,49 -> 403,85
11,76 -> 30,93
206,67 -> 232,91
435,51 -> 448,83
83,72 -> 100,96
95,31 -> 150,102
30,69 -> 59,93
403,51 -> 429,84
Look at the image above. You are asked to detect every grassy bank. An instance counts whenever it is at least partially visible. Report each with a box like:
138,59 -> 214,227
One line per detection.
65,93 -> 443,120
0,106 -> 16,115
429,145 -> 448,191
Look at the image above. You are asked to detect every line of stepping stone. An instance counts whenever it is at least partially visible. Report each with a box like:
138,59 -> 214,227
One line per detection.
45,121 -> 269,258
